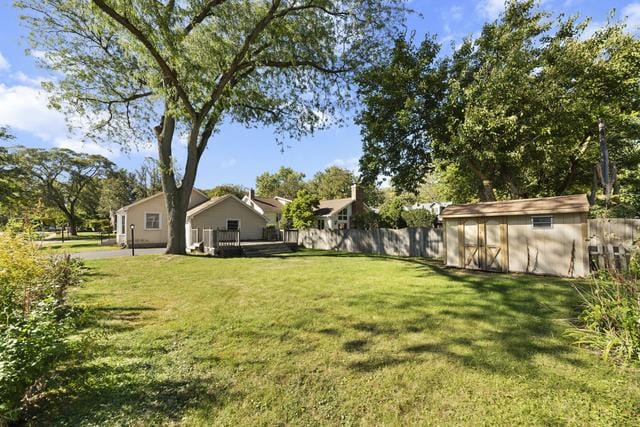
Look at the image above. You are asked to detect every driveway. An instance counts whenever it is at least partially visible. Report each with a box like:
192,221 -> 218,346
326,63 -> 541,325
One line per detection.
74,248 -> 166,259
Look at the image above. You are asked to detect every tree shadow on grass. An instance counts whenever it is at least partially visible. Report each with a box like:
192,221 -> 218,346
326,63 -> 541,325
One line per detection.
283,251 -> 597,387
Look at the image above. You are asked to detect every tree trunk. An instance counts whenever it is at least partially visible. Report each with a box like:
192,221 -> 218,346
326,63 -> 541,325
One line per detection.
588,166 -> 598,206
67,205 -> 78,236
479,179 -> 497,202
164,187 -> 189,254
598,118 -> 613,203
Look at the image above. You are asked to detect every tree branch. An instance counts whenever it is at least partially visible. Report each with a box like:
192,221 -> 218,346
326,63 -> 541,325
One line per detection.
91,0 -> 196,119
260,60 -> 353,74
183,0 -> 228,35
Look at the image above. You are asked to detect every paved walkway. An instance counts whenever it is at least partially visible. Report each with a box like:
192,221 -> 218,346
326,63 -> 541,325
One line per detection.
74,248 -> 166,259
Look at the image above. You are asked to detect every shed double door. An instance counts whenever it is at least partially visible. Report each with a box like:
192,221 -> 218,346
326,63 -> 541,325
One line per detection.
461,217 -> 507,272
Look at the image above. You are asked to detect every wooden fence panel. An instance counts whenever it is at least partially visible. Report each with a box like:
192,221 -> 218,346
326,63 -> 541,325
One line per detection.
588,219 -> 639,271
297,227 -> 443,259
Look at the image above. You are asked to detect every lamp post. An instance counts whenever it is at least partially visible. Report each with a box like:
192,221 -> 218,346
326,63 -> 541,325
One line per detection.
130,224 -> 135,256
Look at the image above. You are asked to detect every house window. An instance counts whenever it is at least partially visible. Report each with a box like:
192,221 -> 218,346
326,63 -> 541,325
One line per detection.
317,219 -> 325,230
531,216 -> 553,229
226,219 -> 240,230
120,215 -> 125,234
337,208 -> 348,221
145,213 -> 161,230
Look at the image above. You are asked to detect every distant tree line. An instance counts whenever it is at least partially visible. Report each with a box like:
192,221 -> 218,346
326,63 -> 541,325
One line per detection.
0,132 -> 165,235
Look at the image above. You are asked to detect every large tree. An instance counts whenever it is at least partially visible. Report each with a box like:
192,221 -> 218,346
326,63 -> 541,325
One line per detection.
255,166 -> 306,199
17,0 -> 406,253
14,148 -> 113,235
307,165 -> 355,200
358,0 -> 640,202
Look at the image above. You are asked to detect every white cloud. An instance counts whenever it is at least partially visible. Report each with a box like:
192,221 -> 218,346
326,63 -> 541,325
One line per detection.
0,52 -> 9,71
53,137 -> 114,158
0,83 -> 119,159
450,5 -> 463,21
10,71 -> 48,87
476,0 -> 504,20
30,50 -> 47,59
327,156 -> 360,174
623,3 -> 640,33
0,83 -> 67,140
220,158 -> 237,169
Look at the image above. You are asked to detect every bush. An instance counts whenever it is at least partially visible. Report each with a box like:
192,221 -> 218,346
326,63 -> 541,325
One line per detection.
0,232 -> 84,422
351,211 -> 383,230
401,209 -> 437,227
569,269 -> 640,365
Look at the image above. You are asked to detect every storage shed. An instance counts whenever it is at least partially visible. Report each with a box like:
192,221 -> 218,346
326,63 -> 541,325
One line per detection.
442,195 -> 590,277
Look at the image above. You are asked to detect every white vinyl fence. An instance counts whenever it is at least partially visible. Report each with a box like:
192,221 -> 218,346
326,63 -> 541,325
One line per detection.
298,227 -> 443,259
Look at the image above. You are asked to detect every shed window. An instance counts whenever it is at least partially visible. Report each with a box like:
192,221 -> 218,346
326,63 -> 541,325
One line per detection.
226,219 -> 240,230
337,208 -> 348,221
145,213 -> 160,230
531,216 -> 553,229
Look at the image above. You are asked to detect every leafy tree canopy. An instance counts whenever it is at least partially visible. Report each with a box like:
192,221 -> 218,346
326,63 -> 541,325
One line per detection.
206,184 -> 248,199
13,147 -> 114,235
281,189 -> 318,229
256,166 -> 306,199
357,0 -> 640,202
307,166 -> 355,200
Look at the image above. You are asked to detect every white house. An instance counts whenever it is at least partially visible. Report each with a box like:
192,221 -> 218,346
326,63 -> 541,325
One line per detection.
242,189 -> 290,226
314,185 -> 366,230
116,189 -> 209,247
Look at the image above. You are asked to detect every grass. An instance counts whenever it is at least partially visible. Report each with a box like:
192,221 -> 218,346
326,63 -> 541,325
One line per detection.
26,251 -> 640,425
38,239 -> 120,254
46,231 -> 112,240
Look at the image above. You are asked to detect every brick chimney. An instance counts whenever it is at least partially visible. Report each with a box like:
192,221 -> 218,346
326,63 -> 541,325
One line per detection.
351,184 -> 364,216
248,188 -> 255,200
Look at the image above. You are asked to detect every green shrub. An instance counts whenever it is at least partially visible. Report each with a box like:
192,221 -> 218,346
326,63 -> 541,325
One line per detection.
0,232 -> 84,422
401,209 -> 437,228
351,211 -> 383,230
569,270 -> 640,365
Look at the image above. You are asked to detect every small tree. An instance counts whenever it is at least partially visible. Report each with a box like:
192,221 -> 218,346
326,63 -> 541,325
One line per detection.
378,197 -> 407,229
281,190 -> 318,229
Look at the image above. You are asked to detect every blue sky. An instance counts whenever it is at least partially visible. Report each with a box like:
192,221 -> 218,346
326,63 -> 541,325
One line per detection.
0,0 -> 638,189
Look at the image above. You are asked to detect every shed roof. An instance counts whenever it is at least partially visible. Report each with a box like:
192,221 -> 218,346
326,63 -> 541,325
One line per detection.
441,194 -> 589,219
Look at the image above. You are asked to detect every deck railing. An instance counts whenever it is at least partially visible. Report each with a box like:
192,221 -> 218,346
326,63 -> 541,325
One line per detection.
191,228 -> 199,245
201,228 -> 241,253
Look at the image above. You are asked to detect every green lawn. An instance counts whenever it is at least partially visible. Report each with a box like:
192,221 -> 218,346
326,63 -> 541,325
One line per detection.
28,251 -> 640,425
39,239 -> 120,253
